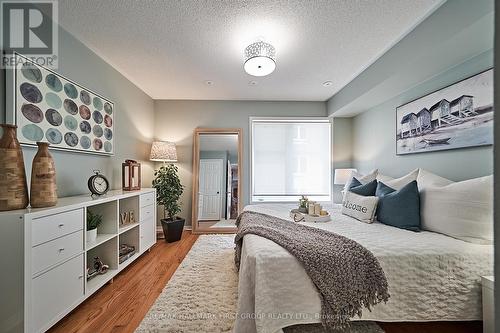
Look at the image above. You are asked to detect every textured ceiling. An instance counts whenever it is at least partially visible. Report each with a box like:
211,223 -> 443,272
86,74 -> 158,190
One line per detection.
58,0 -> 443,101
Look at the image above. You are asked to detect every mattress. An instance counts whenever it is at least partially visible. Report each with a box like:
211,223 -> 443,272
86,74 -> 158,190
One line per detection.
234,204 -> 494,333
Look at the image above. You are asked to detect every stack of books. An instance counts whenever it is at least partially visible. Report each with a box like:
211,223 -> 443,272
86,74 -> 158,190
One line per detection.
119,244 -> 136,264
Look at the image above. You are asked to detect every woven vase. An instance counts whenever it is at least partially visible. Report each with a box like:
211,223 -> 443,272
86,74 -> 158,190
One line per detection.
30,142 -> 58,208
0,124 -> 29,211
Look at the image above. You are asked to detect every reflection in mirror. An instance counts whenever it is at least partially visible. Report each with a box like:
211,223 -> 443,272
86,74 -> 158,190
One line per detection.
193,130 -> 241,232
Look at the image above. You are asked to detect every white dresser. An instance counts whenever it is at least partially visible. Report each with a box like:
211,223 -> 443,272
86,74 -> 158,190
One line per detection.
0,188 -> 157,333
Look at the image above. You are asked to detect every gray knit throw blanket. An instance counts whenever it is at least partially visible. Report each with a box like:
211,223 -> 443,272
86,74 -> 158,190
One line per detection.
234,211 -> 390,331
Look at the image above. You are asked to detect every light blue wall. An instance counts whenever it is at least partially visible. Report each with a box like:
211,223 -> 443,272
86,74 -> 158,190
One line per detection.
331,117 -> 353,202
328,0 -> 494,181
327,0 -> 494,117
352,51 -> 493,180
154,100 -> 327,225
1,25 -> 155,197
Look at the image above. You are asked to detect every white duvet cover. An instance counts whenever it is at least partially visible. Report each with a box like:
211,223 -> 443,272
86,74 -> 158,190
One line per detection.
234,204 -> 493,333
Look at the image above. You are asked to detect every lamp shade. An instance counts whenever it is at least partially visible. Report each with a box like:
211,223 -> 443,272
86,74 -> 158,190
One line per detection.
334,168 -> 357,185
244,41 -> 276,77
150,141 -> 177,162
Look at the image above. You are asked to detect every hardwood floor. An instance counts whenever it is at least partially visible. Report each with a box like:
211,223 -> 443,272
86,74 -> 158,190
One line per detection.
49,231 -> 482,333
49,231 -> 199,333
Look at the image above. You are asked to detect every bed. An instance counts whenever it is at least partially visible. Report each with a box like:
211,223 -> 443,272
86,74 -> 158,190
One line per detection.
234,203 -> 494,333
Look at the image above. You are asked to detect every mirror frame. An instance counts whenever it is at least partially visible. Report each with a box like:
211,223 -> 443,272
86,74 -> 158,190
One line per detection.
191,128 -> 243,234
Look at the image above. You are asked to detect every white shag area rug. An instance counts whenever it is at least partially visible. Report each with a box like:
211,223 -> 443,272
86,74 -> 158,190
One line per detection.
136,235 -> 384,333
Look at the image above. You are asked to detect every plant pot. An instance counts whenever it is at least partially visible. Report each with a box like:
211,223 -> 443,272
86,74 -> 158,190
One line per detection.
87,228 -> 97,243
161,217 -> 185,243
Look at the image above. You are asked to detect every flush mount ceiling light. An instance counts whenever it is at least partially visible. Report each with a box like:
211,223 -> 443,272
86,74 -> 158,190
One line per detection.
244,41 -> 276,77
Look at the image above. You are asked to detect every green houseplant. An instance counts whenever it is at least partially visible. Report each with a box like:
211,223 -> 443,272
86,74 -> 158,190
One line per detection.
152,164 -> 185,242
86,209 -> 103,243
298,195 -> 309,213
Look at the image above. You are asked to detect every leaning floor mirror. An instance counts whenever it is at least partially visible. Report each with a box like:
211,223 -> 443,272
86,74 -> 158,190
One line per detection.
192,128 -> 242,233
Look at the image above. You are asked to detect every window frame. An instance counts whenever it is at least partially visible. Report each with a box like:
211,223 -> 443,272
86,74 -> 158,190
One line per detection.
249,116 -> 333,204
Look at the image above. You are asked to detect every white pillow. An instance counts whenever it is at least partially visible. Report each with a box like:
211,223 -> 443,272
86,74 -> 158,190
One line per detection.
341,191 -> 379,224
344,169 -> 378,192
420,175 -> 493,244
376,169 -> 419,190
417,168 -> 453,191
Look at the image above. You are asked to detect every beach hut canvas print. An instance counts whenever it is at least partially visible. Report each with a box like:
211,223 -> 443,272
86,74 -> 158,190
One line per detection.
396,69 -> 493,155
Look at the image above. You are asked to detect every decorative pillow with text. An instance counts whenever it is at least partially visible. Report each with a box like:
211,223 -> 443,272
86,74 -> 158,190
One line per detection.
341,191 -> 379,224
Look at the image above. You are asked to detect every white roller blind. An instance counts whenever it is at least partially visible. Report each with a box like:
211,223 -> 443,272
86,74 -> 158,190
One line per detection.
251,118 -> 332,202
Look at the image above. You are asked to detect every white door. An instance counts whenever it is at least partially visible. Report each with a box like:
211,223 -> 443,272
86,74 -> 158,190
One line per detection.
198,159 -> 223,220
226,160 -> 232,219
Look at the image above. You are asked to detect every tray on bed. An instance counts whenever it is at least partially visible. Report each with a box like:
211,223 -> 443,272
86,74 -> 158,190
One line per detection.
290,209 -> 331,223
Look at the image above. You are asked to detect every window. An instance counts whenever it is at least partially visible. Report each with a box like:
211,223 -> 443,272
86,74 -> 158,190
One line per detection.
250,117 -> 332,203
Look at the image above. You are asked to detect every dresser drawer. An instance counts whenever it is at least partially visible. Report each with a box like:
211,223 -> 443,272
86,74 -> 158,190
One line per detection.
32,230 -> 83,276
140,218 -> 156,252
32,209 -> 84,246
140,204 -> 154,222
32,254 -> 84,331
140,192 -> 155,208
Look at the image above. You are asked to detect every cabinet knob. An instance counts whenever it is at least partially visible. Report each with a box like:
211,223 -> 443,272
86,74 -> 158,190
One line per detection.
78,275 -> 83,279
58,248 -> 65,252
58,223 -> 64,227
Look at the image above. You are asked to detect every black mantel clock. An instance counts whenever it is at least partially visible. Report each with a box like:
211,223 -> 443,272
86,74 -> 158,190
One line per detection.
88,170 -> 110,196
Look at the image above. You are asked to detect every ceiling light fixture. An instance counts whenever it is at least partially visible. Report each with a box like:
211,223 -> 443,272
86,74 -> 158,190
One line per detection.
322,81 -> 333,87
244,41 -> 276,77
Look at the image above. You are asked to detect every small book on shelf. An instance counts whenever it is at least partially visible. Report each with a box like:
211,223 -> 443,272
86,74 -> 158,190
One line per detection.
119,244 -> 136,264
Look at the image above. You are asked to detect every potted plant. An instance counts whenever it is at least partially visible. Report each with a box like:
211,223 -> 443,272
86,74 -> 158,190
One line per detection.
152,163 -> 185,242
87,209 -> 102,243
298,195 -> 309,213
